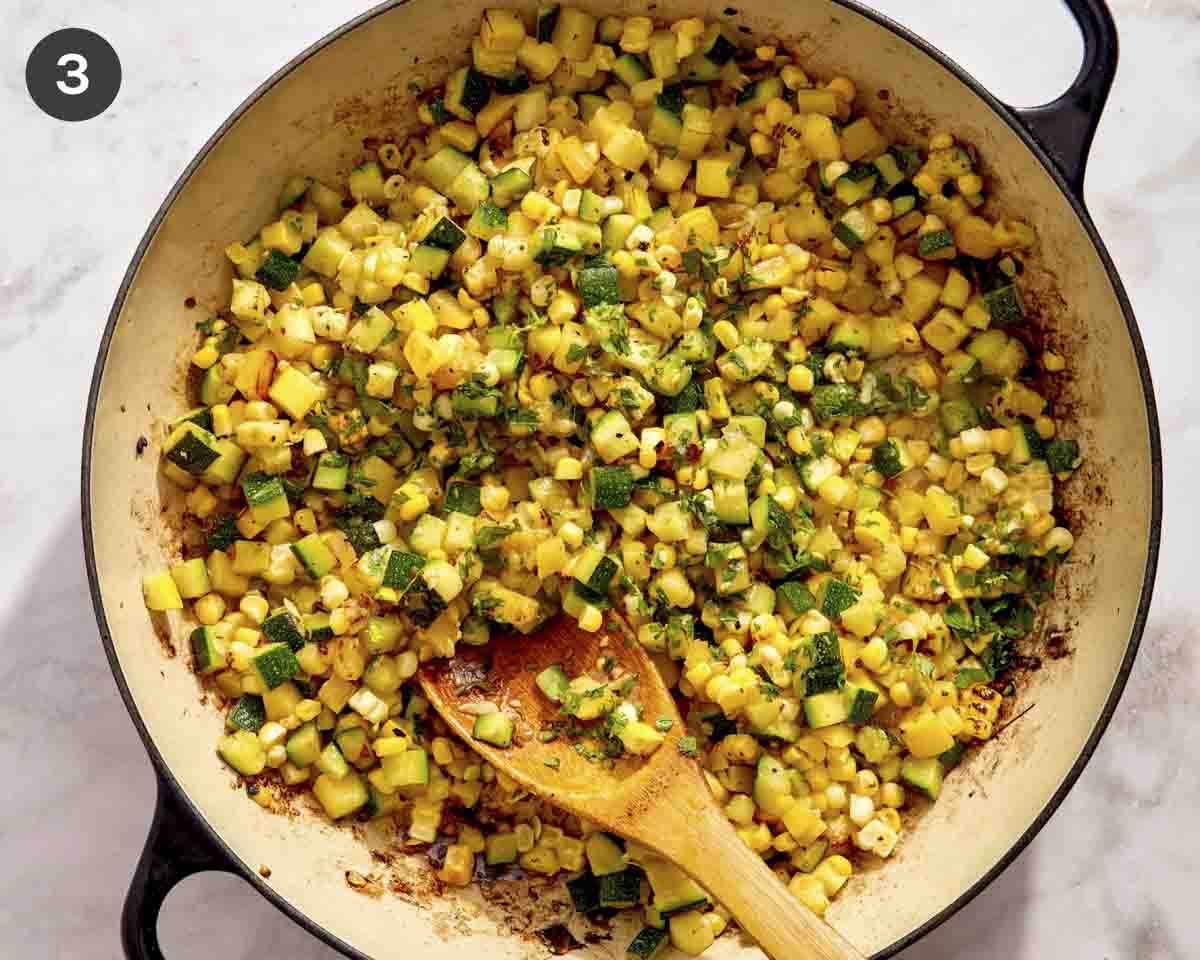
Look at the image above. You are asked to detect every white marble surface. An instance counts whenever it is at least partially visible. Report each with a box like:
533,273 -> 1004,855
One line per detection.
0,0 -> 1195,957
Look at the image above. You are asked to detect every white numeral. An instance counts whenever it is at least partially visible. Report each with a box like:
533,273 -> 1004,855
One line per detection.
56,52 -> 89,95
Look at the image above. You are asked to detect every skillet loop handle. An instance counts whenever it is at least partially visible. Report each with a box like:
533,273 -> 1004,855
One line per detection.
1009,0 -> 1117,197
122,776 -> 235,960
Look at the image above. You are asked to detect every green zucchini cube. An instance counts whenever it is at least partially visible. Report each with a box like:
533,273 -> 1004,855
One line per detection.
566,872 -> 602,913
190,626 -> 225,675
626,926 -> 670,960
444,482 -> 483,516
291,532 -> 337,579
261,609 -> 307,652
250,643 -> 300,690
227,694 -> 266,733
164,422 -> 222,475
599,869 -> 643,909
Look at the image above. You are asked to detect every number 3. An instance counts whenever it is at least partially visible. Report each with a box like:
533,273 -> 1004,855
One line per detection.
56,52 -> 89,95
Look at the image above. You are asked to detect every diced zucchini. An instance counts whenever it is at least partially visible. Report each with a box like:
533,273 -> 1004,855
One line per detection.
939,398 -> 980,436
473,712 -> 514,747
200,365 -> 236,406
312,451 -> 349,491
170,557 -> 211,599
164,422 -> 222,476
228,695 -> 266,733
643,857 -> 710,916
591,410 -> 639,462
291,532 -> 337,579
445,66 -> 491,120
490,167 -> 533,208
482,832 -> 518,866
218,730 -> 266,776
536,664 -> 570,703
699,23 -> 737,65
599,869 -> 642,909
382,550 -> 425,593
736,76 -> 783,110
901,756 -> 945,801
871,438 -> 912,479
585,832 -> 626,876
777,581 -> 816,620
824,319 -> 871,358
1046,438 -> 1080,474
242,473 -> 290,526
983,285 -> 1024,326
304,612 -> 333,642
424,145 -> 473,194
494,71 -> 531,94
313,772 -> 369,819
832,207 -> 877,250
410,243 -> 452,280
613,53 -> 650,87
711,478 -> 749,525
873,151 -> 905,190
627,927 -> 670,960
821,579 -> 861,619
250,643 -> 300,690
445,482 -> 483,516
317,742 -> 351,779
190,626 -> 225,675
423,216 -> 467,252
573,546 -> 619,592
833,165 -> 878,206
918,228 -> 956,259
588,465 -> 634,509
567,872 -> 602,913
792,839 -> 828,874
466,200 -> 508,240
448,163 -> 491,214
578,260 -> 620,307
261,609 -> 307,652
532,226 -> 583,266
285,721 -> 322,767
804,690 -> 850,728
846,683 -> 880,725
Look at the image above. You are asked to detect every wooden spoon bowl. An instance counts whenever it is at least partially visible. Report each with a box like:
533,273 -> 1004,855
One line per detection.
421,614 -> 864,960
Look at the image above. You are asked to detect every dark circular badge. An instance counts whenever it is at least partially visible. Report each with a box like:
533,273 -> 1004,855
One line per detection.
26,28 -> 121,122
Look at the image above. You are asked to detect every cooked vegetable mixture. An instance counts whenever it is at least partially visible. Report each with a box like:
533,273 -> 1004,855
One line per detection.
143,7 -> 1082,954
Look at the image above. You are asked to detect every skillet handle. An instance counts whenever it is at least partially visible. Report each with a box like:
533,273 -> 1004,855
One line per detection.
122,775 -> 236,959
1008,0 -> 1117,197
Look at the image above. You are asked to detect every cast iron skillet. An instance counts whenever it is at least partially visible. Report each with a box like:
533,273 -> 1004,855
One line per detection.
82,1 -> 1160,957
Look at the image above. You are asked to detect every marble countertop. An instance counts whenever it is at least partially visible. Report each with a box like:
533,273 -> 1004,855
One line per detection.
0,0 -> 1194,956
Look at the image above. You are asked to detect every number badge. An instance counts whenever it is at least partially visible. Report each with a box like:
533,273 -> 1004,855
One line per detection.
26,28 -> 120,122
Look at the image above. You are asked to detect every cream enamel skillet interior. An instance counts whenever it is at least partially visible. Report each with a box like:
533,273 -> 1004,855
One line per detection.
83,0 -> 1160,957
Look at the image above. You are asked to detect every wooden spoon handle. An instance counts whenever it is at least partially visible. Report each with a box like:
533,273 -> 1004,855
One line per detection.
655,802 -> 865,960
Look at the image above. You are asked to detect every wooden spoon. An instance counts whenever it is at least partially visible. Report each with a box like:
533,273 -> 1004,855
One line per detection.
420,613 -> 865,960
